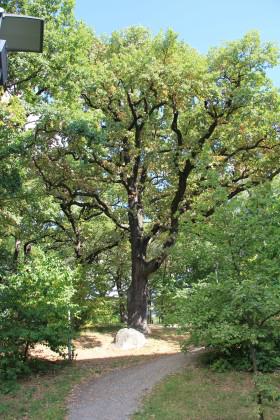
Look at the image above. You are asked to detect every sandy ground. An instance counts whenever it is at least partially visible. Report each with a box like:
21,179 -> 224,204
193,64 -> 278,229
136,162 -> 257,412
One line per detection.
31,325 -> 187,362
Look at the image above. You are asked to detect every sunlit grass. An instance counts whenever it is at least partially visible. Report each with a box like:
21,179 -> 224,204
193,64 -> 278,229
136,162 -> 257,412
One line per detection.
134,365 -> 280,420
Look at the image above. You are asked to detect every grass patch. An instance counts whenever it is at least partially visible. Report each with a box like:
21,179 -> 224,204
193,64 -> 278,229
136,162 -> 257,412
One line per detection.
0,355 -> 154,419
134,365 -> 280,419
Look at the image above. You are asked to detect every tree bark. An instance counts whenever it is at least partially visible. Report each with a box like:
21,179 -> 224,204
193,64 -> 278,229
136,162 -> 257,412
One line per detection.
126,186 -> 151,333
127,264 -> 149,333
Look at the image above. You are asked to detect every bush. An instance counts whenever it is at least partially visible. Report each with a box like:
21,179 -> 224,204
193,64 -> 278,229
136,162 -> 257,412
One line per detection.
0,254 -> 77,379
176,275 -> 280,372
171,186 -> 280,372
86,297 -> 121,325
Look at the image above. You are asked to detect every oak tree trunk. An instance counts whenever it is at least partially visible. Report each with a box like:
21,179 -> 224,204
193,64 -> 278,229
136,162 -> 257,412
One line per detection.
126,188 -> 151,333
127,266 -> 149,333
127,231 -> 151,333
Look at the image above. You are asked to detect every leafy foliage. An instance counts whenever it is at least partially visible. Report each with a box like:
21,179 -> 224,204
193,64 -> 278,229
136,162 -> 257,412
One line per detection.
0,254 -> 77,379
171,183 -> 280,372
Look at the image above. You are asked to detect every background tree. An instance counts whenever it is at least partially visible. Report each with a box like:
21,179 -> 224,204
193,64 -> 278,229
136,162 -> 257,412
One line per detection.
0,0 -> 95,265
0,0 -> 97,375
151,233 -> 216,323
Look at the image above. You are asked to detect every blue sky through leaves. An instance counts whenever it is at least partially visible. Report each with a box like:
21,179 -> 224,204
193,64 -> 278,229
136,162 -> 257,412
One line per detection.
75,0 -> 280,87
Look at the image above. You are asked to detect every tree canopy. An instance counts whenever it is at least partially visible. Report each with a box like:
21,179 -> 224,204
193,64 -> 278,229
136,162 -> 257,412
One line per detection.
31,27 -> 280,331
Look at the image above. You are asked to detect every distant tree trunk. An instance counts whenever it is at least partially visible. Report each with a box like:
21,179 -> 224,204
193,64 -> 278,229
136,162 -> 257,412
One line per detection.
24,242 -> 32,261
115,271 -> 128,323
250,345 -> 264,420
119,301 -> 127,323
13,239 -> 21,263
147,287 -> 153,324
23,342 -> 30,360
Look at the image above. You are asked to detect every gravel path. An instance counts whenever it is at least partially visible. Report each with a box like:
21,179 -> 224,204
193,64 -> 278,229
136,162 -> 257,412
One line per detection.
67,352 -> 196,420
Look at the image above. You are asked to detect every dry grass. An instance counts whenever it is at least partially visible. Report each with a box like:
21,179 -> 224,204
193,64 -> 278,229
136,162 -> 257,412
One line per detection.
31,325 -> 186,362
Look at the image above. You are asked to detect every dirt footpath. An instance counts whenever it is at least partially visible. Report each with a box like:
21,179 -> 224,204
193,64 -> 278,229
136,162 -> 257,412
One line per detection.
67,351 -> 198,420
31,325 -> 194,419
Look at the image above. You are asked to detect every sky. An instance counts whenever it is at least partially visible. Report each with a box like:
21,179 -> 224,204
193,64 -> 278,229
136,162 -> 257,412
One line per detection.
75,0 -> 280,87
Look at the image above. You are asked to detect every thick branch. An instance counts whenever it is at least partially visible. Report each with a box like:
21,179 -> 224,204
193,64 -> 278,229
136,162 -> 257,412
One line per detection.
85,240 -> 121,264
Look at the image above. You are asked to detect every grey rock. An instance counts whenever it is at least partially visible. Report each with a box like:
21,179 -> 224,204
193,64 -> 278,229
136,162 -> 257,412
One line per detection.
115,328 -> 146,350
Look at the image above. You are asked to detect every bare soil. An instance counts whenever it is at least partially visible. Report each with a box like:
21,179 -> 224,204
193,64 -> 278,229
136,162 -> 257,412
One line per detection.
31,325 -> 187,362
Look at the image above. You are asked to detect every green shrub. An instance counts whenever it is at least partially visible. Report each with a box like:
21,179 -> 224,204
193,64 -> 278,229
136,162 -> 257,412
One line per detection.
170,186 -> 280,373
86,297 -> 121,325
0,254 -> 77,379
176,276 -> 280,372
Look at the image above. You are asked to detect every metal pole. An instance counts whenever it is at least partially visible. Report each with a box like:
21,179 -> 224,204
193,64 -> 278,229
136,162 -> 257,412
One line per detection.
0,40 -> 7,86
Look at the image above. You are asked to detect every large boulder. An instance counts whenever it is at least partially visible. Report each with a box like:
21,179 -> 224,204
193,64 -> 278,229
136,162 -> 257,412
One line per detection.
115,328 -> 146,350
